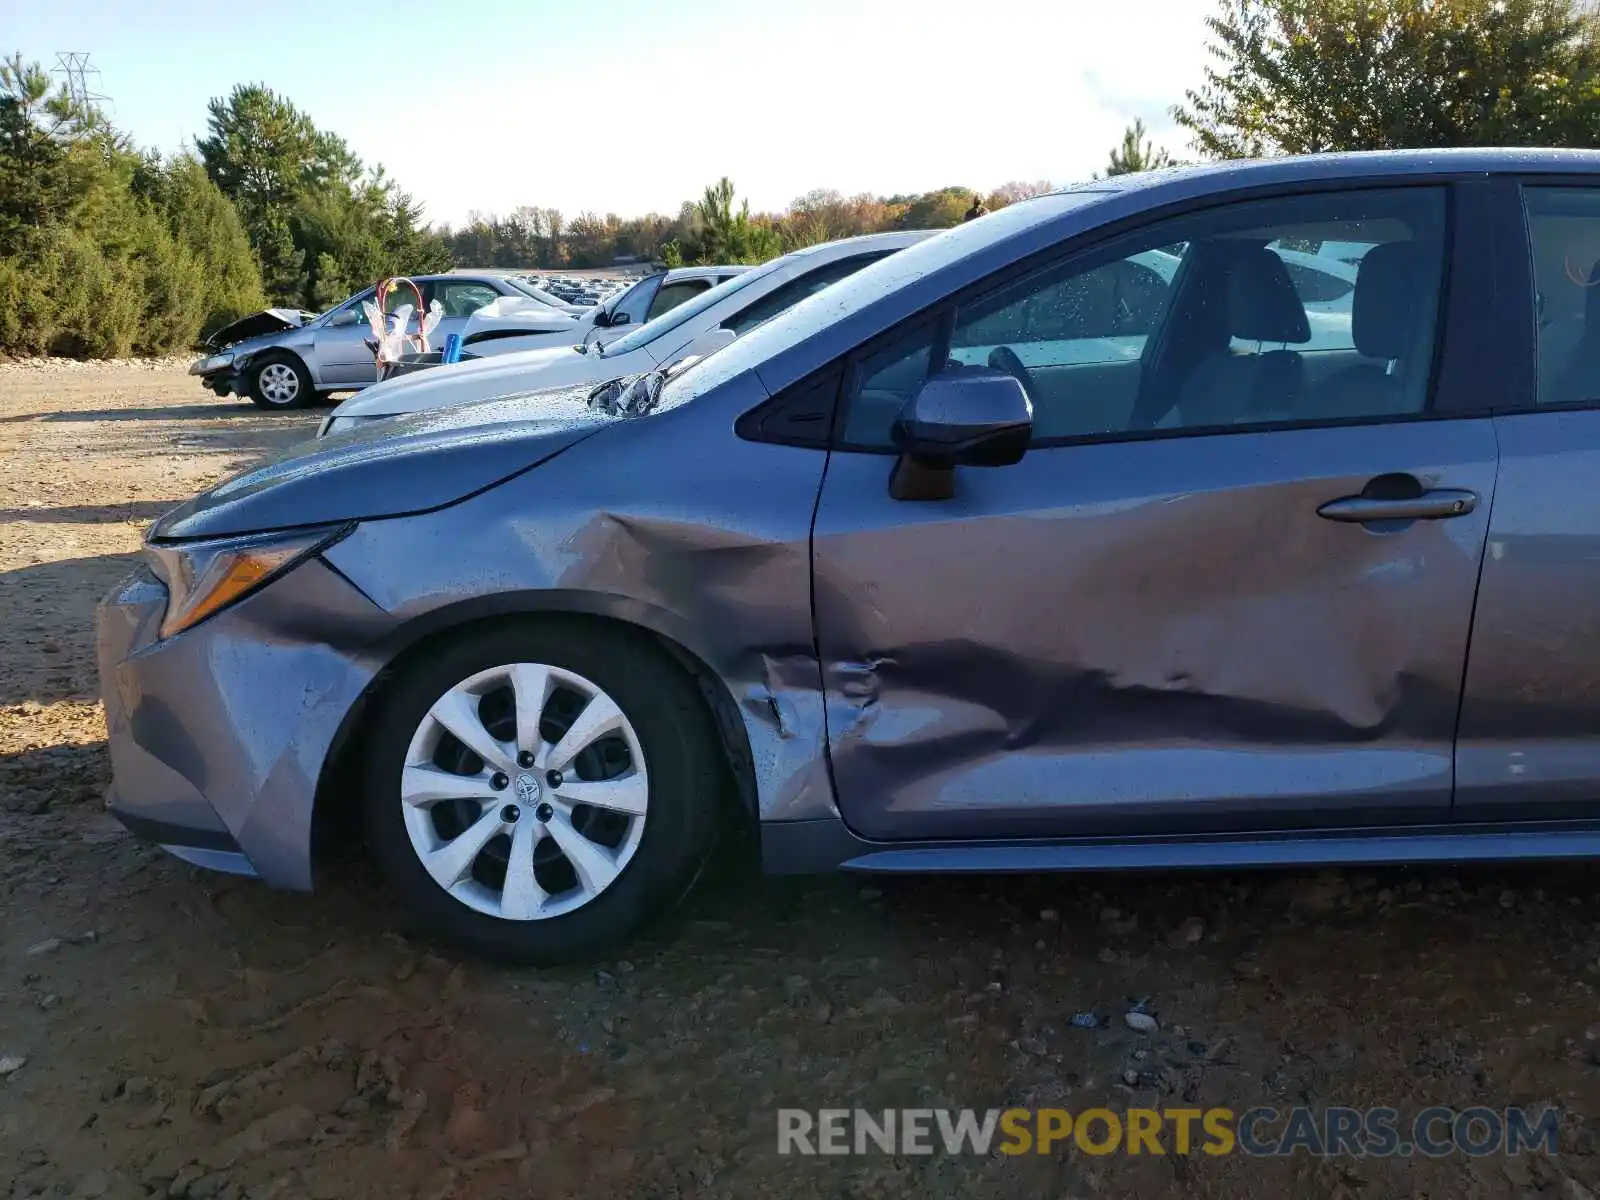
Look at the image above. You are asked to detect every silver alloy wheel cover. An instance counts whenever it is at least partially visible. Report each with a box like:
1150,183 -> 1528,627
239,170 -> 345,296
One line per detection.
258,362 -> 300,404
401,662 -> 649,921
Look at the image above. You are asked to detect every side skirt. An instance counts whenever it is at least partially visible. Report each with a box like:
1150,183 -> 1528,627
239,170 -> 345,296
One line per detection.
759,817 -> 1600,875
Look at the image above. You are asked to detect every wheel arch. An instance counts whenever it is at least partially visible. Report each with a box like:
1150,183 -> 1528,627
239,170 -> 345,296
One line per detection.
250,345 -> 313,377
246,346 -> 317,397
311,592 -> 759,866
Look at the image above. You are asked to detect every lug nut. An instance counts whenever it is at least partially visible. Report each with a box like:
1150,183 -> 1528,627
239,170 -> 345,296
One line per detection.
501,805 -> 520,823
535,802 -> 554,823
546,770 -> 563,788
518,751 -> 535,768
490,772 -> 509,791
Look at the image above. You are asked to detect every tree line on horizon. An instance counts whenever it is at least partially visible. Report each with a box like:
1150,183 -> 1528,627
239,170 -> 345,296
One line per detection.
6,0 -> 1600,359
442,178 -> 1061,275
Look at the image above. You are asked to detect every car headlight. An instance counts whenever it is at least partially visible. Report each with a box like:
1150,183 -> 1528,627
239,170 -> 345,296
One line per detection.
144,524 -> 350,639
317,414 -> 397,438
189,352 -> 235,376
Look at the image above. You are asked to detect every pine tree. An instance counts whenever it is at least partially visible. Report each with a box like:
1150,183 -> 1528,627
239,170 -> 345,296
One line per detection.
1104,119 -> 1175,177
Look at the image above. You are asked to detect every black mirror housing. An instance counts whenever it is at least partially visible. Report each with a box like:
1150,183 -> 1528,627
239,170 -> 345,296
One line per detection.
893,366 -> 1033,467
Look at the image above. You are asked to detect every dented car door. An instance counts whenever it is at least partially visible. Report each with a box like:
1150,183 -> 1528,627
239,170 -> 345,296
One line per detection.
811,183 -> 1496,842
813,423 -> 1497,841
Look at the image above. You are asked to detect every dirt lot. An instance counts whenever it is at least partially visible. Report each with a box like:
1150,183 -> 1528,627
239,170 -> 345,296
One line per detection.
2,362 -> 1600,1199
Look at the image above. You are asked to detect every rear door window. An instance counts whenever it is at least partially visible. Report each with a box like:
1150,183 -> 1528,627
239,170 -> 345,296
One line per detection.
1525,188 -> 1600,405
382,280 -> 435,314
435,280 -> 500,317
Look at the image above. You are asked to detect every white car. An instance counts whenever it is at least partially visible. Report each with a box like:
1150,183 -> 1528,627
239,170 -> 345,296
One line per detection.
580,265 -> 750,345
319,232 -> 931,436
453,296 -> 584,354
448,267 -> 750,351
447,270 -> 596,315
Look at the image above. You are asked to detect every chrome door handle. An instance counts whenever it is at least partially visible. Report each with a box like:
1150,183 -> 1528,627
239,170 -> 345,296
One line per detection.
1317,489 -> 1478,523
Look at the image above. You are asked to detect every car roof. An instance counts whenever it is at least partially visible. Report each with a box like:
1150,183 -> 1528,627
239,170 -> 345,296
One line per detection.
663,265 -> 749,279
402,273 -> 515,284
783,229 -> 935,261
1064,147 -> 1600,201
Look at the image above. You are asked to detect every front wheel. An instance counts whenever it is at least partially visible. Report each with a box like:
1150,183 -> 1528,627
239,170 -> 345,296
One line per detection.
246,352 -> 313,410
360,622 -> 726,963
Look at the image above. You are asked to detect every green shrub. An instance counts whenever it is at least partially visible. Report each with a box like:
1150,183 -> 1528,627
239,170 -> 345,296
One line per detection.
0,57 -> 269,359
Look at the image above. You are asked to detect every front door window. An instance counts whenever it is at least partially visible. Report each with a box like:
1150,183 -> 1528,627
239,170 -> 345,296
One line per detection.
840,189 -> 1446,447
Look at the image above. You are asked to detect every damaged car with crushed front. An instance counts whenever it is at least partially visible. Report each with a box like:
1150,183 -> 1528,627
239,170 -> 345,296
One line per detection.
101,151 -> 1600,962
189,272 -> 580,410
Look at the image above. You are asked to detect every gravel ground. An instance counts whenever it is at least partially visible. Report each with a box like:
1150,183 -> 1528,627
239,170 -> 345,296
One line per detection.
2,362 -> 1600,1199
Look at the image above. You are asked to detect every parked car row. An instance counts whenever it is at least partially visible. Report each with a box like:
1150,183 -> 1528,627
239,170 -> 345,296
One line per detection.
193,266 -> 752,409
519,274 -> 630,308
116,150 -> 1600,965
318,234 -> 925,435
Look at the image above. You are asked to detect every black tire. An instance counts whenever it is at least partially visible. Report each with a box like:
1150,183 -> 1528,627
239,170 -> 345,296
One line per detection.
360,621 -> 726,964
246,351 -> 313,410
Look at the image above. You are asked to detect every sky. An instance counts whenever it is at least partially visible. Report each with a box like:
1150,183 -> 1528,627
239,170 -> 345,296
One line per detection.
4,0 -> 1212,229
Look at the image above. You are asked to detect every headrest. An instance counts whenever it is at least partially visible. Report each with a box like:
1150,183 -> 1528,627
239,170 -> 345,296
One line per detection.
1352,242 -> 1428,361
1225,246 -> 1311,345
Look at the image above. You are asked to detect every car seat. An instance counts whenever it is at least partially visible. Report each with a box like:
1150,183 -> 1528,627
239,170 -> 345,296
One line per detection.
1169,244 -> 1311,427
1303,242 -> 1433,419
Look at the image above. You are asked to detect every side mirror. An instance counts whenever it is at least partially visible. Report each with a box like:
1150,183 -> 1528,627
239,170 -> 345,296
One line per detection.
328,308 -> 360,328
592,309 -> 611,328
608,311 -> 631,326
889,367 -> 1033,500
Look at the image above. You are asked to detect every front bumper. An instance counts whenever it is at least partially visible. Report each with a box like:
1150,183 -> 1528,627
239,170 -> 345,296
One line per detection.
96,559 -> 393,889
197,368 -> 246,399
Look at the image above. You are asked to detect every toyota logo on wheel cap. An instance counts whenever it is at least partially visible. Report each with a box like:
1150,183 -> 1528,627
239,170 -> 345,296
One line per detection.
514,773 -> 541,803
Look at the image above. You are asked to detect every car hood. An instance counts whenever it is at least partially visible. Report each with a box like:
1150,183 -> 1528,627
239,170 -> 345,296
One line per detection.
327,343 -> 607,420
205,308 -> 316,349
150,384 -> 616,541
462,297 -> 581,336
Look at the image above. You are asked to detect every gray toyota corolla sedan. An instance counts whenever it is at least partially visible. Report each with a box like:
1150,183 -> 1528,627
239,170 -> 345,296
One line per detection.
100,149 -> 1600,962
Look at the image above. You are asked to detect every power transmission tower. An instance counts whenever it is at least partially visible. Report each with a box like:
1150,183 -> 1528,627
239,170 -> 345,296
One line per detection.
52,52 -> 110,113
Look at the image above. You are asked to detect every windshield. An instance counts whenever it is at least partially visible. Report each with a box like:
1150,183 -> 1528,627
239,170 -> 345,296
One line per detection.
598,259 -> 781,357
